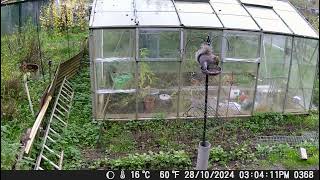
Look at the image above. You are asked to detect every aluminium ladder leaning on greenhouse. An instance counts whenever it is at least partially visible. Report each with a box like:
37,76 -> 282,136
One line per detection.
34,77 -> 74,170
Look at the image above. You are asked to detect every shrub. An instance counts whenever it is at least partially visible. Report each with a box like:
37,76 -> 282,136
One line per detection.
1,125 -> 20,170
255,144 -> 273,158
3,76 -> 22,99
244,112 -> 284,133
209,145 -> 230,165
1,99 -> 18,120
230,143 -> 256,163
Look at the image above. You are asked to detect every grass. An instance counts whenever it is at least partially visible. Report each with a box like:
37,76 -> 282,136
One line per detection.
254,143 -> 319,170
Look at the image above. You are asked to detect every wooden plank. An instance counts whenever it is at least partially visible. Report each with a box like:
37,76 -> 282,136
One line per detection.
24,95 -> 52,154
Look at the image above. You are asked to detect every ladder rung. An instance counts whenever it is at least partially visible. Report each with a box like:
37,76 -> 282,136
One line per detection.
59,99 -> 70,108
51,120 -> 66,130
55,108 -> 66,117
53,114 -> 67,126
64,78 -> 71,84
61,87 -> 72,95
61,85 -> 73,94
44,145 -> 61,158
61,88 -> 73,97
41,155 -> 60,170
49,128 -> 61,137
60,93 -> 71,102
58,97 -> 71,106
57,103 -> 68,112
63,84 -> 73,93
64,79 -> 72,88
47,136 -> 57,143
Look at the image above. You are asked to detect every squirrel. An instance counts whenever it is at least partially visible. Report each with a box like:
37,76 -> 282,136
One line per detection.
195,43 -> 220,75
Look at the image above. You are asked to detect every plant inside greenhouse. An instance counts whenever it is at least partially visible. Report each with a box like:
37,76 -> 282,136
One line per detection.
1,0 -> 319,174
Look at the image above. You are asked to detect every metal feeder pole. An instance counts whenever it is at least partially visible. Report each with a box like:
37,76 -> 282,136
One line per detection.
196,36 -> 220,170
202,74 -> 209,145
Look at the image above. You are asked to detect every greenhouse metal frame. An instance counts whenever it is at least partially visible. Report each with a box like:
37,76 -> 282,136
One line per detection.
89,0 -> 319,120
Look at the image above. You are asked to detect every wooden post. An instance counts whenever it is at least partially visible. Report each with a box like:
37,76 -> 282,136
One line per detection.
24,74 -> 35,117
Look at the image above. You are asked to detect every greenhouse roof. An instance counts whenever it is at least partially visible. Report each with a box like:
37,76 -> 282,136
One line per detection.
89,0 -> 319,39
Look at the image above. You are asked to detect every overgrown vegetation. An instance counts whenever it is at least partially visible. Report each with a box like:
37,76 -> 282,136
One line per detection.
1,0 -> 88,170
108,150 -> 192,170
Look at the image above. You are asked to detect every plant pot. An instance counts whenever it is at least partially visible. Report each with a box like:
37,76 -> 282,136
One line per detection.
21,63 -> 40,79
143,95 -> 156,113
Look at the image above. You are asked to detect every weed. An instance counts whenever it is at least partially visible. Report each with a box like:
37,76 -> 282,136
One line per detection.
230,142 -> 256,163
209,145 -> 229,165
255,144 -> 273,158
109,150 -> 192,170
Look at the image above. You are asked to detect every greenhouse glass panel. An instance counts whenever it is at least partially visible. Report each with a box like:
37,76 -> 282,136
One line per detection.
210,0 -> 239,4
175,1 -> 214,13
139,29 -> 180,60
271,0 -> 294,11
175,1 -> 222,28
95,0 -> 133,12
254,35 -> 292,112
91,29 -> 136,120
184,30 -> 222,63
178,13 -> 223,28
135,0 -> 175,12
137,12 -> 180,26
90,11 -> 136,27
182,30 -> 222,86
310,67 -> 319,110
95,93 -> 136,120
94,29 -> 134,59
137,61 -> 179,119
211,3 -> 249,15
218,15 -> 259,31
95,60 -> 136,90
224,31 -> 261,62
274,6 -> 318,38
210,1 -> 260,31
245,6 -> 291,34
180,76 -> 220,118
218,62 -> 257,116
91,30 -> 103,60
285,38 -> 319,112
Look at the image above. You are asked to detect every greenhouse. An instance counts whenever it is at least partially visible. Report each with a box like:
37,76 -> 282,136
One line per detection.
89,0 -> 319,120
